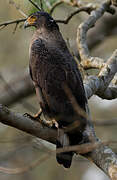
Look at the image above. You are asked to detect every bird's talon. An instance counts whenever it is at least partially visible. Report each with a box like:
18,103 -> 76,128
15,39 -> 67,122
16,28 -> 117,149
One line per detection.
23,110 -> 42,122
51,120 -> 59,129
23,113 -> 32,118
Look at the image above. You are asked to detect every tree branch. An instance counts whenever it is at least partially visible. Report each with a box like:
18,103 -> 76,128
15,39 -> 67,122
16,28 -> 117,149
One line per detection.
77,1 -> 115,69
77,1 -> 117,99
97,85 -> 117,100
56,6 -> 95,24
49,1 -> 63,15
89,144 -> 117,179
83,49 -> 117,99
0,3 -> 94,30
0,19 -> 26,30
0,104 -> 117,179
27,0 -> 41,11
0,104 -> 56,143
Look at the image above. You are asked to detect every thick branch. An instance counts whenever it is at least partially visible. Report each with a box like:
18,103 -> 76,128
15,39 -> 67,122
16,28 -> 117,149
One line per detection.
77,1 -> 115,69
0,104 -> 56,143
0,104 -> 117,179
77,1 -> 117,99
89,144 -> 117,179
83,50 -> 117,99
97,86 -> 117,99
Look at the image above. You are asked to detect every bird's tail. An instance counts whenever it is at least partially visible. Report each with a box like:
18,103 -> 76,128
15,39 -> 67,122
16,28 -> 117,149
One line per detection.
56,129 -> 73,168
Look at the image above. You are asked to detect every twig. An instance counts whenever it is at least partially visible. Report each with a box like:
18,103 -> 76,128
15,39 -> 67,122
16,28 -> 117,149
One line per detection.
0,25 -> 6,30
0,0 -> 42,30
0,19 -> 26,29
13,22 -> 19,34
50,1 -> 63,15
28,0 -> 41,11
40,0 -> 44,11
56,6 -> 94,24
57,140 -> 117,154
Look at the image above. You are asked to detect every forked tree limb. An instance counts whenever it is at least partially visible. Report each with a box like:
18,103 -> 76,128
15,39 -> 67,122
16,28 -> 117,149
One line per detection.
77,1 -> 115,69
84,49 -> 117,99
77,0 -> 117,99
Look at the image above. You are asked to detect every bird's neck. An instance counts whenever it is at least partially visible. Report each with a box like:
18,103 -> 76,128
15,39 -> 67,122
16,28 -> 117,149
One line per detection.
31,27 -> 68,52
33,27 -> 65,44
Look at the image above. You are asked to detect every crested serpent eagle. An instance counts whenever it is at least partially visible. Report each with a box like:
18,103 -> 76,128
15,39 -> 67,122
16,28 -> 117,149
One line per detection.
24,11 -> 88,168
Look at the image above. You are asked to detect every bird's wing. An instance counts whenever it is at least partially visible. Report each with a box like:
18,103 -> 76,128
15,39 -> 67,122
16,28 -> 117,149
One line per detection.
29,38 -> 87,114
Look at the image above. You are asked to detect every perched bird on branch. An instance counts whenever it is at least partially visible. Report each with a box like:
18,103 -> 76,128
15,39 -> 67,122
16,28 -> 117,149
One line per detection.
24,11 -> 87,168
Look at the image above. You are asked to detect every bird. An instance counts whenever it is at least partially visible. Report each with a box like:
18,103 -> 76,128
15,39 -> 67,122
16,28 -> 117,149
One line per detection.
24,11 -> 87,168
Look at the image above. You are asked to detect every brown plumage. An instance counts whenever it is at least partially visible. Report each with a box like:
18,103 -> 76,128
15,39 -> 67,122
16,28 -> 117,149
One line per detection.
24,11 -> 87,168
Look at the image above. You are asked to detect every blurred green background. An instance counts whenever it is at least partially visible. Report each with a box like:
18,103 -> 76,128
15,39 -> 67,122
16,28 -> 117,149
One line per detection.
0,0 -> 117,180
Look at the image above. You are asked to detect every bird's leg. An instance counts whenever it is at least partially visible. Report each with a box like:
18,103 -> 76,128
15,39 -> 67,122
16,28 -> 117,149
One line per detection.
24,110 -> 58,128
33,108 -> 42,118
24,108 -> 42,121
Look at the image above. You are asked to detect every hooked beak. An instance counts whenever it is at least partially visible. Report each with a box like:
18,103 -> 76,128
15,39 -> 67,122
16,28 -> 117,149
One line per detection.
24,20 -> 30,29
24,16 -> 37,29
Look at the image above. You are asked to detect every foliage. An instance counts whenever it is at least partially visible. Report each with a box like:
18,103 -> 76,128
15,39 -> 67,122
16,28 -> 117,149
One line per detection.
29,0 -> 56,13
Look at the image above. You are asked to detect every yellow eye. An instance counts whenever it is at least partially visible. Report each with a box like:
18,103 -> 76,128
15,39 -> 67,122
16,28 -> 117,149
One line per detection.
27,16 -> 37,24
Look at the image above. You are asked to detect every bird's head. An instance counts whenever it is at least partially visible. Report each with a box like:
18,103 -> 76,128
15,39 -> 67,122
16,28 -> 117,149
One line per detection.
24,11 -> 59,30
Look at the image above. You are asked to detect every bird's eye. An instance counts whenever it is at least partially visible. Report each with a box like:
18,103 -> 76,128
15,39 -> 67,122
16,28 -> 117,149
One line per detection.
30,16 -> 36,20
27,15 -> 37,24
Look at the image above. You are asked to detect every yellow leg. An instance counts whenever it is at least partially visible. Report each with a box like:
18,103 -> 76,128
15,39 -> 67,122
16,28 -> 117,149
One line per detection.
33,108 -> 42,118
24,109 -> 58,128
24,108 -> 42,121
